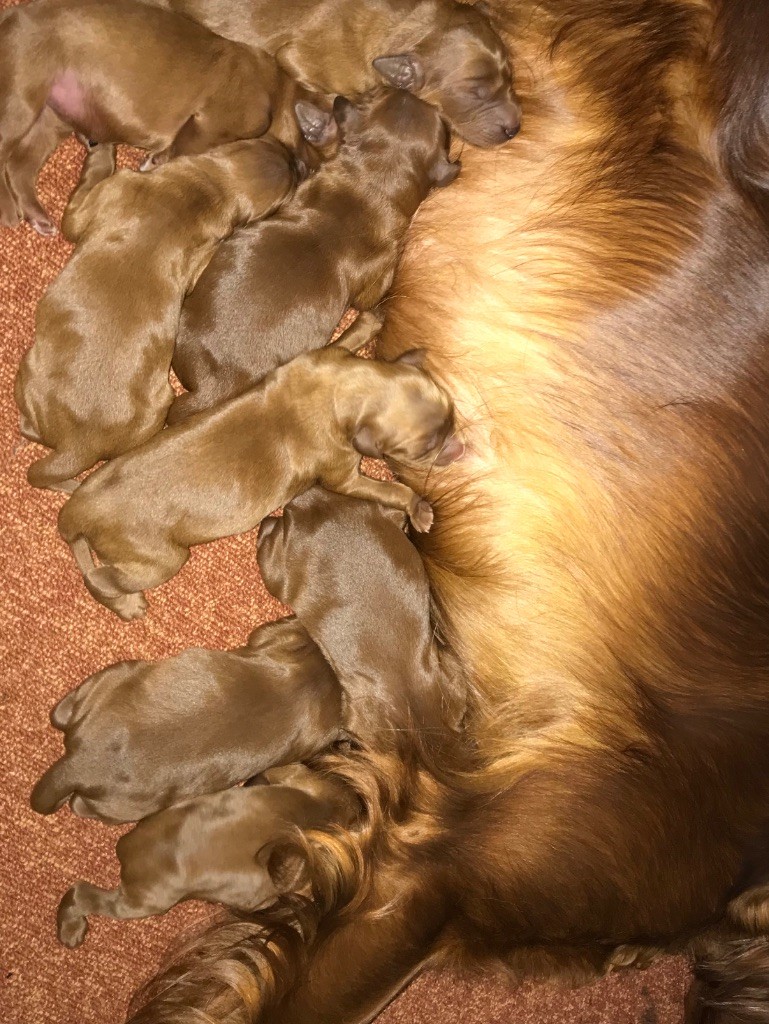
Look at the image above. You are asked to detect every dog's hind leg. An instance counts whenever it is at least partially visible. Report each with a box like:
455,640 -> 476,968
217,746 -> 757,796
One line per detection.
6,107 -> 70,235
57,881 -> 172,948
68,539 -> 149,621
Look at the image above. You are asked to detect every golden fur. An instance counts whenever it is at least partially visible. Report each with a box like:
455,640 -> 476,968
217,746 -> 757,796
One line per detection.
127,1 -> 769,1023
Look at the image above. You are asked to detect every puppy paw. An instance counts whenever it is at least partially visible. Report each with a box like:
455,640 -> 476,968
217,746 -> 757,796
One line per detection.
29,215 -> 57,238
409,498 -> 434,533
57,892 -> 88,948
110,592 -> 148,622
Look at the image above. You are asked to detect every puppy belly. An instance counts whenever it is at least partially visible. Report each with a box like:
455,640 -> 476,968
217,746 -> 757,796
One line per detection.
47,70 -> 103,140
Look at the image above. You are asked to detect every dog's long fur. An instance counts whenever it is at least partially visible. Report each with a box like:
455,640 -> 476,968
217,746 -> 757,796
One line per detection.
14,137 -> 295,491
0,0 -> 298,233
169,90 -> 459,422
30,618 -> 342,824
125,1 -> 769,1022
158,0 -> 521,148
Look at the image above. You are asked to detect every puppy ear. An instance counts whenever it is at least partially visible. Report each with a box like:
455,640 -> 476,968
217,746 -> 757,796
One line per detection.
332,95 -> 362,133
295,102 -> 338,146
429,157 -> 461,188
256,516 -> 288,599
353,425 -> 382,458
395,348 -> 426,368
372,54 -> 425,92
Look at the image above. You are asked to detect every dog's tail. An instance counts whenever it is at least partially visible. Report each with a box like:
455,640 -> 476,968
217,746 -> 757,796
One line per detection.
688,936 -> 769,1023
30,757 -> 76,815
26,448 -> 85,492
713,0 -> 769,215
126,752 -> 449,1024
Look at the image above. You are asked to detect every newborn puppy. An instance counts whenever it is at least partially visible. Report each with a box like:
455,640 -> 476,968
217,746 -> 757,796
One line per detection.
58,327 -> 463,621
0,0 -> 292,232
56,764 -> 358,947
30,618 -> 341,824
169,89 -> 460,423
14,136 -> 295,492
258,489 -> 466,748
161,0 -> 521,147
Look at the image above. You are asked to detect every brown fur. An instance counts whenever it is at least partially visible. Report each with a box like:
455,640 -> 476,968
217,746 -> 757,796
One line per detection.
258,489 -> 467,747
125,0 -> 769,1022
159,0 -> 520,147
168,89 -> 460,423
0,0 -> 301,233
13,137 -> 296,491
30,618 -> 342,824
56,764 -> 359,949
58,328 -> 462,621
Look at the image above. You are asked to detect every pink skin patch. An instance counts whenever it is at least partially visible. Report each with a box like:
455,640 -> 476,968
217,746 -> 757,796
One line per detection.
47,70 -> 96,136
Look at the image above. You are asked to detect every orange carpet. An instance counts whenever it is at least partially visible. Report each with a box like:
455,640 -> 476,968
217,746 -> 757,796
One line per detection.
0,2 -> 690,1018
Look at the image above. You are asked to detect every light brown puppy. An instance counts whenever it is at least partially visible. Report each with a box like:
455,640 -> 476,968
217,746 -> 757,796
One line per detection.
58,326 -> 463,621
258,489 -> 466,747
56,763 -> 358,948
0,0 -> 294,233
169,90 -> 460,423
160,0 -> 521,148
14,136 -> 296,492
30,618 -> 341,824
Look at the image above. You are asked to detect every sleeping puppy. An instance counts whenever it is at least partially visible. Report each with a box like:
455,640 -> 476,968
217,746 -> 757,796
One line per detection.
258,489 -> 467,748
158,0 -> 521,147
169,89 -> 460,423
14,136 -> 296,492
0,0 -> 297,233
30,618 -> 341,824
58,321 -> 464,621
56,763 -> 358,947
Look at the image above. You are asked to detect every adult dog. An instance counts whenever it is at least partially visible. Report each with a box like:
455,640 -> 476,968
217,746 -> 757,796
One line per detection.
127,1 -> 769,1022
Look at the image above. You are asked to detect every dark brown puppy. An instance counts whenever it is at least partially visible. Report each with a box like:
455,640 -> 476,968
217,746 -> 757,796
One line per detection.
56,763 -> 358,948
169,89 -> 460,423
0,0 -> 292,233
14,137 -> 295,492
58,327 -> 463,621
30,618 -> 341,824
258,489 -> 466,747
160,0 -> 520,147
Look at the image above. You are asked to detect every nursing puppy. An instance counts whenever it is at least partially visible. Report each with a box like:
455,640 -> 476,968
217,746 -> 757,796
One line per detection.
14,136 -> 295,492
160,0 -> 521,147
58,328 -> 462,621
30,618 -> 341,824
258,488 -> 467,747
0,0 -> 292,233
56,763 -> 358,948
169,90 -> 460,423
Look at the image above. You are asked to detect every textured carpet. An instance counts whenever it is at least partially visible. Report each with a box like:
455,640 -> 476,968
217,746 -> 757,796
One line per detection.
0,2 -> 690,1019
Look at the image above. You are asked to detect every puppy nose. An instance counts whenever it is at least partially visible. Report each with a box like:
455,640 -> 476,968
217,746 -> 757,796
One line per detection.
503,121 -> 520,139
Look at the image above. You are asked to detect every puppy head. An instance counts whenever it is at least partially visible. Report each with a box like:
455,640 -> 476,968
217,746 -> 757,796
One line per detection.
333,89 -> 461,190
354,357 -> 465,468
212,136 -> 298,215
372,2 -> 520,148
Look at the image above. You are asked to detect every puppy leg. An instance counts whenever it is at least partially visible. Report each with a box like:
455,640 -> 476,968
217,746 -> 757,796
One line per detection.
321,467 -> 433,532
68,537 -> 148,621
60,143 -> 116,242
5,108 -> 70,235
26,449 -> 84,492
57,881 -> 168,948
0,90 -> 46,228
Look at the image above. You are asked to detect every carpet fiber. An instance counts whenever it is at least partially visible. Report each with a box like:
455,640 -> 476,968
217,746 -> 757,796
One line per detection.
0,4 -> 689,1017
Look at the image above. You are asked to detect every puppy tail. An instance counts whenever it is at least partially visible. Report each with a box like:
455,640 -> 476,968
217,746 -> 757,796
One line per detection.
26,449 -> 85,491
688,936 -> 769,1023
30,758 -> 75,815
